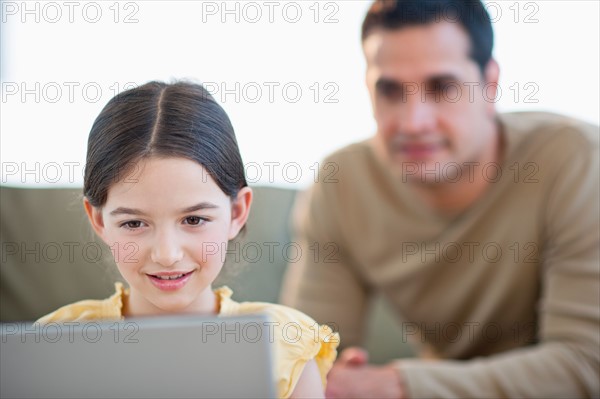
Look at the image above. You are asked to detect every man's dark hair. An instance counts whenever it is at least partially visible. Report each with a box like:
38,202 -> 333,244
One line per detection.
362,0 -> 494,72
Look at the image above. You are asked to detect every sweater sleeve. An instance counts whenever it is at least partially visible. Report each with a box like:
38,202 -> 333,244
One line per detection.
280,159 -> 372,348
394,132 -> 600,398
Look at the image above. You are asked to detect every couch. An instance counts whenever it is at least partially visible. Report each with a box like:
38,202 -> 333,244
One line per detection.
0,185 -> 413,363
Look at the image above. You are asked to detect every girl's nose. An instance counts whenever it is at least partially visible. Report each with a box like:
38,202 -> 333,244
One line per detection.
150,230 -> 184,267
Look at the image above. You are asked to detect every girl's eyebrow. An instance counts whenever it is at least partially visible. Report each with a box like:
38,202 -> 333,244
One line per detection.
109,207 -> 145,217
180,202 -> 220,213
109,202 -> 219,217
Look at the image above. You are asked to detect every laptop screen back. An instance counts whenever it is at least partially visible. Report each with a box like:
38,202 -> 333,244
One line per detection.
1,314 -> 276,398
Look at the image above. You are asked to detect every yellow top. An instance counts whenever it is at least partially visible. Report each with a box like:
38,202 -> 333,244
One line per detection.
36,283 -> 339,398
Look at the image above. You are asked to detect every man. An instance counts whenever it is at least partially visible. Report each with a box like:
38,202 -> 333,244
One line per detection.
281,0 -> 599,397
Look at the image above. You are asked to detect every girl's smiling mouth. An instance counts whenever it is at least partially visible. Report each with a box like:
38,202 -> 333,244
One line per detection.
147,270 -> 195,291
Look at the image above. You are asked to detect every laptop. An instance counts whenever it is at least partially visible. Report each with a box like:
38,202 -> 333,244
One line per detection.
1,314 -> 276,398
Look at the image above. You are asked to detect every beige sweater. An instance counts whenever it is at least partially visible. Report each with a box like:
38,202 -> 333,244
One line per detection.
281,112 -> 599,398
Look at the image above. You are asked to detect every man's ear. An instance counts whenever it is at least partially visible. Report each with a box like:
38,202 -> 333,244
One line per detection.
228,186 -> 253,240
83,197 -> 106,240
483,58 -> 500,115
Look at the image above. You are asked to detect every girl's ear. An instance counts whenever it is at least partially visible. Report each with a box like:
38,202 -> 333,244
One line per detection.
228,186 -> 253,240
83,197 -> 107,241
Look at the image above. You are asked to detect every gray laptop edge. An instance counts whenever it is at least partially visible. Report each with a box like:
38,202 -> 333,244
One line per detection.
1,314 -> 276,398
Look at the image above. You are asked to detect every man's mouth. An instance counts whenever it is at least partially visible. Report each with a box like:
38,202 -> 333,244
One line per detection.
395,142 -> 444,157
401,143 -> 441,151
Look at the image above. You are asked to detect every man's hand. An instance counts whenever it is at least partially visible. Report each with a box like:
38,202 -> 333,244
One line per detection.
325,347 -> 404,399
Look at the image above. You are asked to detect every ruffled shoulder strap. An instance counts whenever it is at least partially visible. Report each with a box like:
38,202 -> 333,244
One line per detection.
215,287 -> 339,398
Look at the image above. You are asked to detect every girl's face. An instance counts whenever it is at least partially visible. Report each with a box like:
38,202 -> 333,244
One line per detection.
84,157 -> 252,317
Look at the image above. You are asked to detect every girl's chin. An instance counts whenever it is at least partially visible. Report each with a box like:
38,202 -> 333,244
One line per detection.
147,291 -> 215,315
125,279 -> 216,316
150,298 -> 196,315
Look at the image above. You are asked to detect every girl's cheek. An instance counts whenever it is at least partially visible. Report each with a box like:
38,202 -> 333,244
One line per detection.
197,238 -> 230,265
108,239 -> 142,264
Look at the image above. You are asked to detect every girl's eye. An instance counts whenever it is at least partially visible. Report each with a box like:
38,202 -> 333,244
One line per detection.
121,220 -> 144,230
184,216 -> 205,226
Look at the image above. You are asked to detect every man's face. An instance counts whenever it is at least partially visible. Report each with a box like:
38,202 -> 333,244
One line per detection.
363,22 -> 499,184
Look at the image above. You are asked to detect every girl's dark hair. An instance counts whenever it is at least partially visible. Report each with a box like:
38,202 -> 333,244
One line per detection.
83,81 -> 247,208
362,0 -> 494,72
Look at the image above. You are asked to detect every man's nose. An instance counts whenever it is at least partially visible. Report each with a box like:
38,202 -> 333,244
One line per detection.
397,93 -> 436,135
151,230 -> 184,267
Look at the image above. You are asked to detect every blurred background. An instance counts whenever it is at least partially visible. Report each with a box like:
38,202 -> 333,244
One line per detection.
1,0 -> 599,188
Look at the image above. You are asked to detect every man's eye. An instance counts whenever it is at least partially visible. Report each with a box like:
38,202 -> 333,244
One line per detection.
376,82 -> 404,101
184,216 -> 205,226
426,81 -> 455,94
426,81 -> 444,92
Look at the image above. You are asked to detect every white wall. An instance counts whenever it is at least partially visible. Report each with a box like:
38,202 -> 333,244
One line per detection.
1,0 -> 598,188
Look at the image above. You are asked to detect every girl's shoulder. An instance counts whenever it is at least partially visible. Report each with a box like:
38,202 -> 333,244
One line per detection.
35,283 -> 126,324
215,286 -> 340,398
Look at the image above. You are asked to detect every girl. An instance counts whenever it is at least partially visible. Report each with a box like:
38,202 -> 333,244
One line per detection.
37,81 -> 339,398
